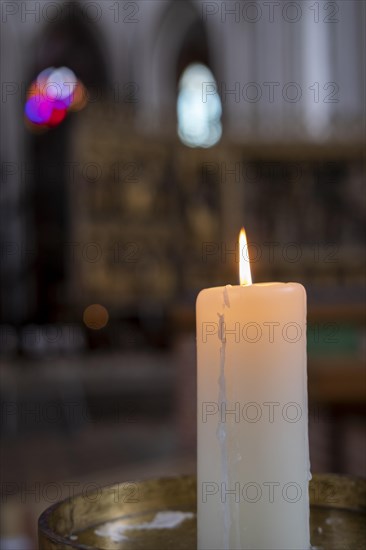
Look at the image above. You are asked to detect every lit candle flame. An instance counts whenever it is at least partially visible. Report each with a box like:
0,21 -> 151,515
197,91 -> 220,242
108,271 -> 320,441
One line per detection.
239,228 -> 252,286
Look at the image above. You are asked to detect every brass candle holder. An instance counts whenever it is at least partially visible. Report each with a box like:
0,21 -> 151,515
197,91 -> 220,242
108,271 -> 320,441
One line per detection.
39,474 -> 365,549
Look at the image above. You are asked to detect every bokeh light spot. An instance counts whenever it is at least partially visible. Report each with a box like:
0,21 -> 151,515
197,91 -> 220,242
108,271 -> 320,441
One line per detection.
83,304 -> 109,330
177,63 -> 222,148
24,66 -> 86,131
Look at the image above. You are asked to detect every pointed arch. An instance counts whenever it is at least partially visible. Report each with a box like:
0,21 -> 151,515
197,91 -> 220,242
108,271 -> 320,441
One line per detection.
137,0 -> 219,132
27,3 -> 109,321
31,2 -> 109,90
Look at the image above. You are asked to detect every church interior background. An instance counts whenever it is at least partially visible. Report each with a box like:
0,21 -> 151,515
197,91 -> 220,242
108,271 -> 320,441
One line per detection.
0,1 -> 365,547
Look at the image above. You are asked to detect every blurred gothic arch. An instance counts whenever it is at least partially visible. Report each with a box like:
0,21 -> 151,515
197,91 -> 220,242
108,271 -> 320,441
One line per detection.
31,3 -> 112,322
135,0 -> 218,133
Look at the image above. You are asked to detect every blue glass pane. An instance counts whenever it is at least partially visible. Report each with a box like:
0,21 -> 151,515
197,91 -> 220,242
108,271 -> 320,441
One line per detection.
177,63 -> 222,148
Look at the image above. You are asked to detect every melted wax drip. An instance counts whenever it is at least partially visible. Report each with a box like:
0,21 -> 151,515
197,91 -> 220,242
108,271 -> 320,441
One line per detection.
216,285 -> 232,550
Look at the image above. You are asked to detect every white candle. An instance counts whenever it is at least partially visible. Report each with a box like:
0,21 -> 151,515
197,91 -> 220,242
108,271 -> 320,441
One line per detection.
197,229 -> 310,550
